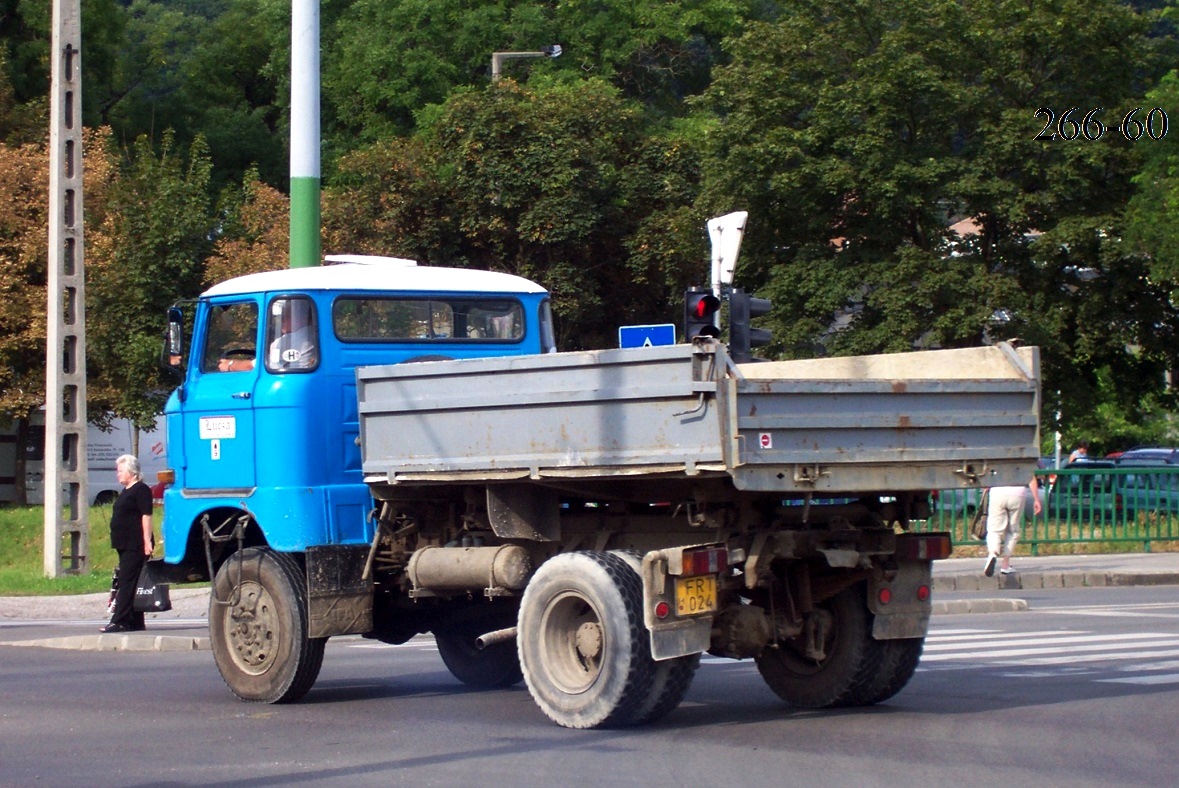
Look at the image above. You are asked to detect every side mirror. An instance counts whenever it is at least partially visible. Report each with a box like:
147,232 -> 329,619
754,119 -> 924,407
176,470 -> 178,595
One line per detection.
165,306 -> 184,367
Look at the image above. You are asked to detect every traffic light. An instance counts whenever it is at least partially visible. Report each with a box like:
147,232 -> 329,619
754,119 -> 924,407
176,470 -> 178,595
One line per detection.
684,287 -> 722,340
729,288 -> 772,363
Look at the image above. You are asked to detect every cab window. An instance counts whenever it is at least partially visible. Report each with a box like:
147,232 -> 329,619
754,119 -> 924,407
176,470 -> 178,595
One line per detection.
265,297 -> 320,372
202,302 -> 258,373
333,297 -> 524,343
539,298 -> 556,352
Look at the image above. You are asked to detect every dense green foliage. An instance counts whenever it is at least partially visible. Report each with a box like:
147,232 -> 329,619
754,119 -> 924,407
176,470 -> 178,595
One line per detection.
2,0 -> 1179,458
701,0 -> 1179,447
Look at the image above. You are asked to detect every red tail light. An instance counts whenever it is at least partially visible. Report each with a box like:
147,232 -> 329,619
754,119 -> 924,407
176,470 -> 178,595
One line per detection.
895,533 -> 952,561
680,547 -> 728,576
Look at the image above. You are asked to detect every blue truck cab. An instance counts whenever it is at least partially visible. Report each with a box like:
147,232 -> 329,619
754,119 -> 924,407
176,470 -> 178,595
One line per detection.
160,257 -> 554,580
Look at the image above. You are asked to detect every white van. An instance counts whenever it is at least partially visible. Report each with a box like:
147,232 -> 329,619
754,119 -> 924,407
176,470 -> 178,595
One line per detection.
0,413 -> 166,505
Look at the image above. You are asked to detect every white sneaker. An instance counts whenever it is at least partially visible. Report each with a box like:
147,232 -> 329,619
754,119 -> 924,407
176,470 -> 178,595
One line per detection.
983,556 -> 997,577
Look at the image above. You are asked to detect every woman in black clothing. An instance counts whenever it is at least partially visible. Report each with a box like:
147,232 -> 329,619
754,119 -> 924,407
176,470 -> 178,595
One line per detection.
101,454 -> 155,633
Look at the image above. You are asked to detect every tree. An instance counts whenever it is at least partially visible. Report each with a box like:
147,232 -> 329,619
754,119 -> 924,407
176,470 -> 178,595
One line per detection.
321,0 -> 763,147
172,0 -> 288,191
322,78 -> 706,350
86,131 -> 215,432
0,138 -> 51,499
0,129 -> 116,502
204,167 -> 289,285
0,0 -> 126,131
1125,70 -> 1179,300
701,0 -> 1174,439
0,48 -> 46,145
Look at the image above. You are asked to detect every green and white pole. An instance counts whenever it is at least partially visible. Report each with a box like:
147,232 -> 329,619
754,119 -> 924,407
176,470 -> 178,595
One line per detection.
289,0 -> 320,268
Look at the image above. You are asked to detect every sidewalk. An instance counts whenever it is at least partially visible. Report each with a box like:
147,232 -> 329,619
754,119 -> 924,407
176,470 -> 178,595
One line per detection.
1,553 -> 1177,652
933,551 -> 1179,592
0,587 -> 212,652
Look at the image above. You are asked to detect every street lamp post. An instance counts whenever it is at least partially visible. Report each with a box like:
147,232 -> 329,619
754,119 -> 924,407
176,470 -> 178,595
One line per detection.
491,45 -> 562,81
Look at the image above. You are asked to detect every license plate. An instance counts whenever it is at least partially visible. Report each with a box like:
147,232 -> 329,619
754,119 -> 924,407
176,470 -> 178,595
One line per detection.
675,575 -> 717,616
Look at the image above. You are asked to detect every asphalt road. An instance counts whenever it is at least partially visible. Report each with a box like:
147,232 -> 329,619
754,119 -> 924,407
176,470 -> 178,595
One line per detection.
2,586 -> 1178,787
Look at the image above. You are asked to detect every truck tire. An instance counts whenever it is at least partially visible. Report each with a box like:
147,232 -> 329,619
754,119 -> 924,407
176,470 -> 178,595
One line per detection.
517,551 -> 656,729
434,615 -> 524,689
755,583 -> 879,709
633,653 -> 700,725
209,547 -> 326,704
607,550 -> 699,725
852,637 -> 924,706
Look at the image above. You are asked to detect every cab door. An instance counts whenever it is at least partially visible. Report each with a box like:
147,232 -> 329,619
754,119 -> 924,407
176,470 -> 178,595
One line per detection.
180,299 -> 259,492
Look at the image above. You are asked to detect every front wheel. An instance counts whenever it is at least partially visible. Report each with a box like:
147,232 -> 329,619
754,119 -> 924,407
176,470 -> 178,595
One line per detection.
209,547 -> 326,703
517,551 -> 656,729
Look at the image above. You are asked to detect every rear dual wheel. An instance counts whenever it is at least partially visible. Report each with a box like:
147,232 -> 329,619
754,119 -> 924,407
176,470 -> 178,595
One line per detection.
519,551 -> 698,729
755,583 -> 922,708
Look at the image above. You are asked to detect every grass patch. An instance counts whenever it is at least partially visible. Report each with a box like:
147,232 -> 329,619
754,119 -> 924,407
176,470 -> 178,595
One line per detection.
0,505 -> 120,595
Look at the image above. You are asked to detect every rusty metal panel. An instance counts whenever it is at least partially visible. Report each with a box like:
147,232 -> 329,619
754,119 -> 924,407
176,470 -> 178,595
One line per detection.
307,545 -> 373,638
730,345 -> 1040,492
358,344 -> 727,480
357,341 -> 1041,496
487,484 -> 560,541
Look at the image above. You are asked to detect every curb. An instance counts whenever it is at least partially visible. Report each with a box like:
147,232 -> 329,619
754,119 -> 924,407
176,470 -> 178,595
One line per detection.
2,634 -> 210,652
933,598 -> 1029,615
934,571 -> 1179,592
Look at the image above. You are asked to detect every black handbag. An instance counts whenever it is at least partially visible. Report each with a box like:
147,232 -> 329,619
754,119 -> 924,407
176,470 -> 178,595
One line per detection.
134,560 -> 173,613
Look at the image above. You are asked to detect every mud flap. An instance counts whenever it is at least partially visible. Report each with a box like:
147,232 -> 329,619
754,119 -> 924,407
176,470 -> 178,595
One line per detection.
306,545 -> 373,638
867,559 -> 933,640
649,619 -> 712,661
641,546 -> 718,660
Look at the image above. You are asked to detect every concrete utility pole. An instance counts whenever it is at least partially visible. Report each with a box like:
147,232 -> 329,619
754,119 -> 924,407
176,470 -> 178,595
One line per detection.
289,0 -> 320,268
44,0 -> 89,576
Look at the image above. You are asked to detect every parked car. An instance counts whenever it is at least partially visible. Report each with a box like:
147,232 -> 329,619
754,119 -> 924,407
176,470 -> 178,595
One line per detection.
1114,449 -> 1179,520
1115,447 -> 1178,465
1045,459 -> 1123,523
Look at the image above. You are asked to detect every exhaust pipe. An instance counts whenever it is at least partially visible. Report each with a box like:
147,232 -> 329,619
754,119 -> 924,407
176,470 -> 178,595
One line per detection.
475,626 -> 517,650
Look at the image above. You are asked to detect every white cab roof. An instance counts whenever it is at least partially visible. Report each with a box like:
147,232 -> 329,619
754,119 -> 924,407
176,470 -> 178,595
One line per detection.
202,259 -> 547,298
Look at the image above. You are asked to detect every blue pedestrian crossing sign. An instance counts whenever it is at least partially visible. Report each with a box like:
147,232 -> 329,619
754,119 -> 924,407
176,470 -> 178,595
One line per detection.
618,323 -> 677,348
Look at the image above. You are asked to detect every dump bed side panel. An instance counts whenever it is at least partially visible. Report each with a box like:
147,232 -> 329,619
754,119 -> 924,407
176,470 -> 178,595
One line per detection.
357,344 -> 730,482
358,342 -> 1041,494
731,345 -> 1041,491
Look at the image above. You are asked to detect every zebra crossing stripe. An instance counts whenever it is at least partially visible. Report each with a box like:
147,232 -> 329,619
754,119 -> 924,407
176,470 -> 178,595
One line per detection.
920,636 -> 1179,661
1097,673 -> 1179,685
989,647 -> 1179,666
924,629 -> 1085,646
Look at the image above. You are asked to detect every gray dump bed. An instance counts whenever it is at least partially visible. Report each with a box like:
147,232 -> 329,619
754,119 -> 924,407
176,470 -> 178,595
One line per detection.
357,341 -> 1040,494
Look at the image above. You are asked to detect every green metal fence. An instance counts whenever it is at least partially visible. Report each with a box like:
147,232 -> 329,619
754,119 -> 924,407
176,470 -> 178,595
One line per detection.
919,466 -> 1179,553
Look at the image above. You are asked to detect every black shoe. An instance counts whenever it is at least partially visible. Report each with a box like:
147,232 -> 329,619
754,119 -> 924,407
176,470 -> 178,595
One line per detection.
100,623 -> 130,633
983,556 -> 997,577
128,623 -> 146,632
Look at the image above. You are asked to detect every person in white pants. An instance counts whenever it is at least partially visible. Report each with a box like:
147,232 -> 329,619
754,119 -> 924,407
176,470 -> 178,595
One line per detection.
984,477 -> 1041,576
